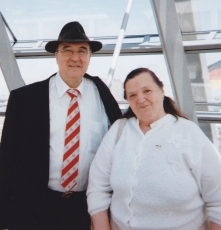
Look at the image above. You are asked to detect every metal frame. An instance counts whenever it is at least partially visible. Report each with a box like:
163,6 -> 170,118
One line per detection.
1,8 -> 221,124
9,33 -> 221,58
0,12 -> 17,43
151,0 -> 198,123
0,13 -> 25,91
106,0 -> 134,88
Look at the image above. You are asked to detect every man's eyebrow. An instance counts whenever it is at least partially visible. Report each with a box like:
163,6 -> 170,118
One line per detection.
79,46 -> 88,50
61,45 -> 88,50
62,45 -> 71,49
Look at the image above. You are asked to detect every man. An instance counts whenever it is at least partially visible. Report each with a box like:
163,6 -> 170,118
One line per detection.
0,21 -> 121,230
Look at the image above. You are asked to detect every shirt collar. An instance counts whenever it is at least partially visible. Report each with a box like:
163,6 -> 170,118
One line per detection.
55,73 -> 84,98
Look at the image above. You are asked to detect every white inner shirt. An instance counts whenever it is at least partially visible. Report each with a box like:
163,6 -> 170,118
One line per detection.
48,73 -> 109,191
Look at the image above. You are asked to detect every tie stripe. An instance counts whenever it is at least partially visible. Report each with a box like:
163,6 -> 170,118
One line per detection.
61,170 -> 78,189
61,89 -> 80,191
68,102 -> 79,116
64,126 -> 80,146
66,113 -> 80,131
62,155 -> 79,175
63,141 -> 79,161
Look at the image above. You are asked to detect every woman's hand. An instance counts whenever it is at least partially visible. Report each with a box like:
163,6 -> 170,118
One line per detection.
91,210 -> 111,230
210,221 -> 221,230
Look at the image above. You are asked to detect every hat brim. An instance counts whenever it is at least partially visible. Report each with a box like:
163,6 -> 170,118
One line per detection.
45,40 -> 102,53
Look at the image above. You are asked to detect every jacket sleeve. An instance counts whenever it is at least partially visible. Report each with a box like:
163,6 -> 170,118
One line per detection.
0,90 -> 20,228
84,74 -> 122,124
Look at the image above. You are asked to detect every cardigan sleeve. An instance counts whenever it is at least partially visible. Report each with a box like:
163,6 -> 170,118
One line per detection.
201,141 -> 221,225
190,131 -> 221,225
87,119 -> 120,216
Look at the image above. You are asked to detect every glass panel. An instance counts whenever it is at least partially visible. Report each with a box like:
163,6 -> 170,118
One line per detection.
182,33 -> 208,41
1,0 -> 157,40
5,27 -> 13,41
17,58 -> 58,85
0,68 -> 9,113
0,116 -> 5,142
0,68 -> 8,142
199,122 -> 221,154
215,33 -> 221,39
13,42 -> 38,48
88,54 -> 172,108
175,0 -> 221,33
17,54 -> 172,110
125,0 -> 157,36
186,52 -> 221,112
149,36 -> 160,43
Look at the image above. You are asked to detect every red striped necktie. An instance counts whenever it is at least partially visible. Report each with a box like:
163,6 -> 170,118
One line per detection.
61,89 -> 80,191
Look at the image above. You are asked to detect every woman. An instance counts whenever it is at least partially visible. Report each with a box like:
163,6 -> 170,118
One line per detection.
87,68 -> 221,230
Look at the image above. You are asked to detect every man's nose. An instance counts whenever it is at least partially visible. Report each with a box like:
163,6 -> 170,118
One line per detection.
70,51 -> 80,60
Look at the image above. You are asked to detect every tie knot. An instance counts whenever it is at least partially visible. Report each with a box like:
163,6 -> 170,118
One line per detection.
67,89 -> 80,99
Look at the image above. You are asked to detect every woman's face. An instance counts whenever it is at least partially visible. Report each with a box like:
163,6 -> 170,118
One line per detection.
125,72 -> 165,124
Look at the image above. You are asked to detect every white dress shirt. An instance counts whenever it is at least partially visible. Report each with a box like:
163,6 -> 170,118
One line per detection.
48,73 -> 109,191
87,114 -> 221,230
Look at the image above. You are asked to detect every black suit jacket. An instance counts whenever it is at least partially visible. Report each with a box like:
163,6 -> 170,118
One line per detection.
0,73 -> 121,229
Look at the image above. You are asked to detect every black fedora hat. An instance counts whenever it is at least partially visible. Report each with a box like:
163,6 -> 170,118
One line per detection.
45,21 -> 102,53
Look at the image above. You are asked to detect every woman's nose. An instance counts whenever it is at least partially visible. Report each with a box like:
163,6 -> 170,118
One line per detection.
137,93 -> 145,103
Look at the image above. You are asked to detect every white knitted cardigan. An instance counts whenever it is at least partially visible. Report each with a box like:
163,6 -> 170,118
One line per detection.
87,114 -> 221,230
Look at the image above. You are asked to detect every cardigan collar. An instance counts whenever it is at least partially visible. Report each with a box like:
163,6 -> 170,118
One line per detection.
150,114 -> 176,129
135,113 -> 176,130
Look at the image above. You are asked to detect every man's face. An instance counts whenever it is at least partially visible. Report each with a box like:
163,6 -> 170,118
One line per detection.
55,42 -> 91,87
